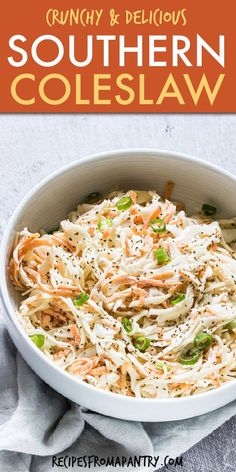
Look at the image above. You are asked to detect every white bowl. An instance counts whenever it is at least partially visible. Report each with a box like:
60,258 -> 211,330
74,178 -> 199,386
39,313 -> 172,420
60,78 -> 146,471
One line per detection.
1,149 -> 236,422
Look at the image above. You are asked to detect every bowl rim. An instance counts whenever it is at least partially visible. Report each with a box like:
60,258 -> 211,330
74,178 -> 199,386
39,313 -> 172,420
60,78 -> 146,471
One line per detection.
1,147 -> 236,408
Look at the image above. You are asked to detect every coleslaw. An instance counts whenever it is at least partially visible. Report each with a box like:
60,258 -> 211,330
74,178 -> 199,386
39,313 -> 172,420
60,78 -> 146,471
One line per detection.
9,186 -> 236,398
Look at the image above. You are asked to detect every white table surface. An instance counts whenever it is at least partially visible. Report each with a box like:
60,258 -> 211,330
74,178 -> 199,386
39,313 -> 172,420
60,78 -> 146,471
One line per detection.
0,113 -> 236,470
1,113 -> 236,238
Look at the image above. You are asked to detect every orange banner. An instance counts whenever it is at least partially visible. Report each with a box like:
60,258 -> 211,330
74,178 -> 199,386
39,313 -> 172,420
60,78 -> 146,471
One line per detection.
0,1 -> 235,112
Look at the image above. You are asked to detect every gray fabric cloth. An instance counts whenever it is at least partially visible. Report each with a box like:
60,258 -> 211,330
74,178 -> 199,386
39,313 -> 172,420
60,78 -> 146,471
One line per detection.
159,415 -> 236,472
0,314 -> 235,472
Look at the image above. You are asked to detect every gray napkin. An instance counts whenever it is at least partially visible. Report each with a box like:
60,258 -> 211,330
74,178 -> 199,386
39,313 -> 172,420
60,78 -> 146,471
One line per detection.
0,314 -> 235,472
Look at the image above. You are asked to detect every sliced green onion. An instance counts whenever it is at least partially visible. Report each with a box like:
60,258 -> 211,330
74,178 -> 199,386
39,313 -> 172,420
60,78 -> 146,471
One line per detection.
202,203 -> 216,216
30,334 -> 45,349
154,248 -> 170,264
121,317 -> 133,333
171,294 -> 186,305
134,336 -> 150,352
194,332 -> 212,350
98,218 -> 113,232
85,192 -> 103,204
73,292 -> 89,307
155,362 -> 170,372
179,347 -> 200,365
116,196 -> 132,211
225,320 -> 236,332
150,218 -> 166,233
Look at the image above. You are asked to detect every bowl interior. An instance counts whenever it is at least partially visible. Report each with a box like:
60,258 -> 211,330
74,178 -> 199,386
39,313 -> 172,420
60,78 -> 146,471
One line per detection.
4,150 -> 236,315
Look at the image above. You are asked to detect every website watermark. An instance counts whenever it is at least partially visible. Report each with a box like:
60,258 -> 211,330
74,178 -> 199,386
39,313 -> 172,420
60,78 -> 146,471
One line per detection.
52,454 -> 183,469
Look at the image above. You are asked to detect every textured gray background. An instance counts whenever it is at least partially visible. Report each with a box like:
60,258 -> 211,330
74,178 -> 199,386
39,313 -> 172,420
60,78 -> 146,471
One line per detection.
0,114 -> 236,470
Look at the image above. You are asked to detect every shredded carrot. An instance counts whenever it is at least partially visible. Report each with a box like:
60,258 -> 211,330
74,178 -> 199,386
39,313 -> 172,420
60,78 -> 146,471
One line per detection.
169,383 -> 190,390
168,283 -> 185,294
137,278 -> 178,288
152,272 -> 174,280
103,229 -> 110,238
88,226 -> 95,236
163,181 -> 175,200
148,207 -> 161,225
130,191 -> 137,204
134,215 -> 143,225
17,238 -> 52,263
106,210 -> 118,218
210,243 -> 218,252
125,238 -> 132,257
54,348 -> 70,360
164,213 -> 173,224
119,361 -> 129,389
68,358 -> 94,375
198,267 -> 206,277
70,324 -> 81,344
50,235 -> 75,253
90,366 -> 107,375
130,208 -> 138,215
36,272 -> 81,296
144,207 -> 162,228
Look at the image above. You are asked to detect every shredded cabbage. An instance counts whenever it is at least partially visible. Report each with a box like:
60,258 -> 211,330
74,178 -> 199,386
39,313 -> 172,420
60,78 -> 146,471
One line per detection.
9,189 -> 236,398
